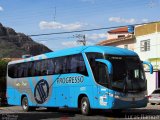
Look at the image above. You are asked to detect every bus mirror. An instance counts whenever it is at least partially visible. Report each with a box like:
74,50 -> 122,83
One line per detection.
142,61 -> 153,74
95,59 -> 113,75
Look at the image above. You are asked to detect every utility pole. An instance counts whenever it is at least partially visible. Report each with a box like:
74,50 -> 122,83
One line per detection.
75,34 -> 86,46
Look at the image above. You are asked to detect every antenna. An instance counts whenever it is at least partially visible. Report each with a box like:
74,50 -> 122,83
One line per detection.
53,0 -> 57,22
147,0 -> 157,8
54,7 -> 57,21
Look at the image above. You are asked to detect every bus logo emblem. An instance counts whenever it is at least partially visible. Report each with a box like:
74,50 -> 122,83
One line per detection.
34,79 -> 49,104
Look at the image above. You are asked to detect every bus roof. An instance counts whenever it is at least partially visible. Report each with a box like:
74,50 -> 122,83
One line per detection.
8,46 -> 138,64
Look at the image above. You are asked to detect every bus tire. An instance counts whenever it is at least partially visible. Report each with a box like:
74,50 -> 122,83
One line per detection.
21,96 -> 30,112
112,109 -> 123,115
30,107 -> 36,111
81,97 -> 91,115
47,107 -> 59,112
151,103 -> 155,105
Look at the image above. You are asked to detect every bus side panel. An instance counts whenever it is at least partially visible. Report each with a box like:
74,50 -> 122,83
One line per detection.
7,87 -> 21,105
7,75 -> 60,107
53,74 -> 95,108
75,85 -> 95,108
7,77 -> 21,105
70,78 -> 95,108
22,76 -> 56,107
54,86 -> 70,107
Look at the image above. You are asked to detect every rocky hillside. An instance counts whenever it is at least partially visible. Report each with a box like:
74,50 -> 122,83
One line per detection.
0,23 -> 52,58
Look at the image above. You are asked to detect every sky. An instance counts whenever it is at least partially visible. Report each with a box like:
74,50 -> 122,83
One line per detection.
0,0 -> 160,51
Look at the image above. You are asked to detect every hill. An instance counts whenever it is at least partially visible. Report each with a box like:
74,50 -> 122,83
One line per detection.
0,23 -> 52,58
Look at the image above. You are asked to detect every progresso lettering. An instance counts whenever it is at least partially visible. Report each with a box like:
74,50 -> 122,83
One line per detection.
57,76 -> 84,84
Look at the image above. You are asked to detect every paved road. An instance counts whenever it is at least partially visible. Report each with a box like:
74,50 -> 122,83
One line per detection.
1,104 -> 160,120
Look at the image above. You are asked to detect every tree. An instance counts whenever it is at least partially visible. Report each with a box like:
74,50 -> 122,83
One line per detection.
0,59 -> 9,105
0,59 -> 9,90
0,59 -> 9,77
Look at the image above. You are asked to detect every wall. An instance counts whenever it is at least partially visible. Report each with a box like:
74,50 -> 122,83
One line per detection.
108,39 -> 135,51
107,33 -> 130,39
135,22 -> 160,94
135,23 -> 157,36
146,72 -> 157,95
134,32 -> 160,69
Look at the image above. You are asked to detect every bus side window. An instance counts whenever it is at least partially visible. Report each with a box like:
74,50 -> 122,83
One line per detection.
70,54 -> 88,76
35,61 -> 41,76
27,62 -> 33,77
41,60 -> 48,76
62,57 -> 68,74
18,64 -> 24,78
55,58 -> 62,74
70,55 -> 78,73
66,56 -> 71,73
25,63 -> 29,77
47,59 -> 55,75
77,54 -> 87,75
8,64 -> 16,78
14,64 -> 19,78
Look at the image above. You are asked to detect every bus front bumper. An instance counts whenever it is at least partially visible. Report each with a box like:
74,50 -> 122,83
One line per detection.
111,97 -> 148,109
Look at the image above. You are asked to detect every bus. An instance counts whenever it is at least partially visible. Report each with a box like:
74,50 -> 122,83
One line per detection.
7,46 -> 153,115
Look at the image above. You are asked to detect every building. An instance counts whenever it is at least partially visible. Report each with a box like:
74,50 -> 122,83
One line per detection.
98,22 -> 160,94
134,22 -> 160,94
134,22 -> 160,69
98,26 -> 135,50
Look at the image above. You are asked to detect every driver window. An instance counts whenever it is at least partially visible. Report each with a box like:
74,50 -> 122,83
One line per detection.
96,62 -> 109,85
86,52 -> 109,86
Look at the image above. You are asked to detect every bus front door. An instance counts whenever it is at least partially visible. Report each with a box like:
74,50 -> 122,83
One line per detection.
95,61 -> 109,108
97,85 -> 109,108
95,59 -> 112,108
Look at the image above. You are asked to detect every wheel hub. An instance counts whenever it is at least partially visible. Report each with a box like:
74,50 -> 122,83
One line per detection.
23,100 -> 28,110
82,101 -> 87,112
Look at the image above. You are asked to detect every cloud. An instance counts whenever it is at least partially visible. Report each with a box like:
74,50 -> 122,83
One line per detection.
81,0 -> 96,4
86,33 -> 106,40
39,40 -> 47,44
141,18 -> 149,23
61,40 -> 95,48
108,17 -> 136,24
61,33 -> 106,48
39,21 -> 87,30
0,6 -> 3,12
61,41 -> 78,47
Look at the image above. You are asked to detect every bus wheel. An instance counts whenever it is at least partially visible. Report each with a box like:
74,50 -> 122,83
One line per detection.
81,97 -> 91,115
47,107 -> 59,112
22,96 -> 30,112
151,103 -> 155,105
112,109 -> 123,115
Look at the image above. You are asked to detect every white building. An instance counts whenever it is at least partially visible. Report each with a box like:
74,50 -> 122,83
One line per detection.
98,22 -> 160,95
134,22 -> 160,94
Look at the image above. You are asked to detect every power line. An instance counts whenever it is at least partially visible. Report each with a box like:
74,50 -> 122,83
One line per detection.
0,21 -> 159,40
29,21 -> 159,37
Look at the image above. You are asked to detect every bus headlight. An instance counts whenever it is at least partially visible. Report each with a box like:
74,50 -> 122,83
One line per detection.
114,95 -> 120,99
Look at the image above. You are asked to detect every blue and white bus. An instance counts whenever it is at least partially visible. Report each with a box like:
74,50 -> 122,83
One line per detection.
7,46 -> 153,115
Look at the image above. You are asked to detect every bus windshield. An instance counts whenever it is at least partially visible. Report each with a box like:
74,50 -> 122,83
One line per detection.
106,55 -> 146,93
